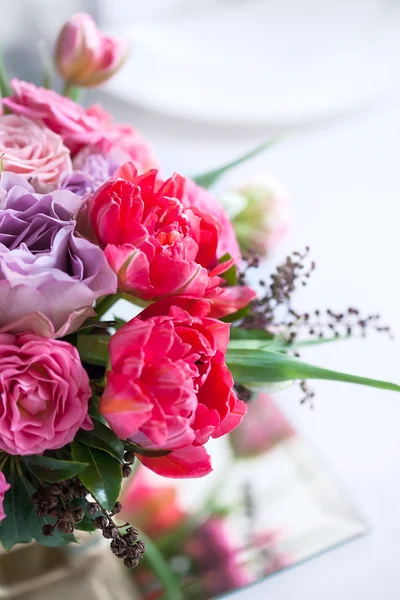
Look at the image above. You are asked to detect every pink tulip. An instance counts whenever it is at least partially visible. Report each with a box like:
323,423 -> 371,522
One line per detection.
55,13 -> 129,87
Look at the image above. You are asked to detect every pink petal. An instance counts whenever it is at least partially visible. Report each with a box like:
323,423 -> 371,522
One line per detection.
139,445 -> 212,478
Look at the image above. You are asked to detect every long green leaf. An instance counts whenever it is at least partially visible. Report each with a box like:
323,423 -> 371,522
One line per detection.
192,140 -> 277,189
71,442 -> 122,511
22,455 -> 89,482
226,347 -> 400,392
0,464 -> 33,550
140,531 -> 184,600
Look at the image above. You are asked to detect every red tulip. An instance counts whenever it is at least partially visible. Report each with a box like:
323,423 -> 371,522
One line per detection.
99,297 -> 246,478
90,165 -> 253,317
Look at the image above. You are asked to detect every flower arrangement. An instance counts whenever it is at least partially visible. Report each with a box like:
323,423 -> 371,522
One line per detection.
0,12 -> 397,582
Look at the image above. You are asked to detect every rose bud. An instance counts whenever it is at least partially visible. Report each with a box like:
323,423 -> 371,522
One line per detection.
55,13 -> 129,87
221,176 -> 290,256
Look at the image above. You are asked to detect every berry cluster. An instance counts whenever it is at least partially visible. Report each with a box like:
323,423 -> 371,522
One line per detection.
31,469 -> 145,569
239,248 -> 392,343
234,248 -> 393,407
32,478 -> 87,536
94,511 -> 145,568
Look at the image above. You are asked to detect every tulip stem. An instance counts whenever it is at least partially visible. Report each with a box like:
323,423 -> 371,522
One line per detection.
62,82 -> 81,102
0,51 -> 11,98
140,531 -> 184,600
121,294 -> 151,309
95,293 -> 122,319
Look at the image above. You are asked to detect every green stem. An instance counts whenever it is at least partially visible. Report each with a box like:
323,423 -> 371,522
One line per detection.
140,530 -> 184,600
62,82 -> 81,101
121,294 -> 152,309
0,51 -> 11,98
38,39 -> 53,89
95,293 -> 122,319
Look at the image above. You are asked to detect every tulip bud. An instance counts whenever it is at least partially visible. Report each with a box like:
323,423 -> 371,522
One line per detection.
55,13 -> 129,87
221,176 -> 290,256
230,393 -> 295,458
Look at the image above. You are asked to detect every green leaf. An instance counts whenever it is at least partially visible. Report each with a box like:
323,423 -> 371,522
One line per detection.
219,253 -> 237,286
229,328 -> 274,341
192,140 -> 278,189
76,421 -> 124,462
78,334 -> 110,366
77,319 -> 118,332
0,464 -> 33,550
89,400 -> 108,426
22,455 -> 89,482
0,464 -> 76,550
140,531 -> 184,600
221,303 -> 250,323
125,442 -> 172,458
226,347 -> 400,392
71,443 -> 122,511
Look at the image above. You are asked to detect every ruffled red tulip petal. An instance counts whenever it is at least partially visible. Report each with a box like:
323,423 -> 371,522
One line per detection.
99,297 -> 246,478
90,166 -> 239,305
138,446 -> 213,479
208,285 -> 257,319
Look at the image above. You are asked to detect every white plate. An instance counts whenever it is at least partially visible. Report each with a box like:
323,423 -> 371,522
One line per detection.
105,0 -> 400,127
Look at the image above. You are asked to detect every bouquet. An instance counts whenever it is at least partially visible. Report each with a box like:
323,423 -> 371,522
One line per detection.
0,12 -> 397,579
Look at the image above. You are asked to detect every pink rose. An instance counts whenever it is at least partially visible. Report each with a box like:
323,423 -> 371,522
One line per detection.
100,297 -> 246,478
0,472 -> 10,522
55,12 -> 129,87
0,333 -> 93,455
4,80 -> 156,167
0,114 -> 71,184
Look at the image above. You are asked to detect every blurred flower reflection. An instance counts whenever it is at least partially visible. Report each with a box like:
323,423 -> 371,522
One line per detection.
121,394 -> 294,599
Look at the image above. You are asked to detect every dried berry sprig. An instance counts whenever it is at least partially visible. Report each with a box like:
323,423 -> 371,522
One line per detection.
94,503 -> 145,568
299,380 -> 315,408
234,248 -> 393,407
239,248 -> 393,343
32,474 -> 144,568
122,450 -> 136,479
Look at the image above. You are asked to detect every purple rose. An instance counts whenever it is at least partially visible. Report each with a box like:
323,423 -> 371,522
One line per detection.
0,172 -> 117,337
60,149 -> 119,198
60,149 -> 120,241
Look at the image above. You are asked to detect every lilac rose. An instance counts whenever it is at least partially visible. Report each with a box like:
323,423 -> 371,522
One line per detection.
60,149 -> 119,198
0,172 -> 117,337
